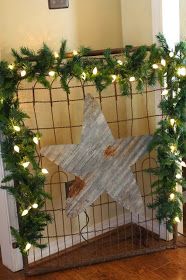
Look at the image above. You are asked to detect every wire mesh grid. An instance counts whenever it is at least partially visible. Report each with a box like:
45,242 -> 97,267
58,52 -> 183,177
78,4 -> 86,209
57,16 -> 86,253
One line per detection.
17,55 -> 176,275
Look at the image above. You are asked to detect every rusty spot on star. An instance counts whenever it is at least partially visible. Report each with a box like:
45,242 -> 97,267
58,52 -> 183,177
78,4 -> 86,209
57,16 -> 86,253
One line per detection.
104,145 -> 118,158
68,177 -> 85,198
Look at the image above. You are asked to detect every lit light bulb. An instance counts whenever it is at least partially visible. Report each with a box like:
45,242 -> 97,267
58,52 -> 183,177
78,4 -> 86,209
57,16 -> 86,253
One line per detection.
176,160 -> 186,168
170,145 -> 176,153
0,98 -> 3,104
172,91 -> 176,98
42,168 -> 48,174
73,50 -> 78,56
172,76 -> 177,82
54,52 -> 59,58
48,70 -> 55,77
33,136 -> 39,145
13,125 -> 21,132
152,64 -> 159,69
170,119 -> 175,126
32,203 -> 38,209
174,216 -> 180,223
8,64 -> 14,70
161,89 -> 169,96
81,72 -> 86,81
92,67 -> 98,75
177,67 -> 186,77
161,59 -> 166,66
176,173 -> 182,179
164,77 -> 168,88
169,52 -> 174,58
117,60 -> 123,65
176,183 -> 180,191
21,209 -> 29,216
129,76 -> 135,82
22,161 -> 30,168
169,193 -> 175,200
14,145 -> 20,153
20,70 -> 26,77
181,161 -> 186,168
25,243 -> 31,252
111,75 -> 117,82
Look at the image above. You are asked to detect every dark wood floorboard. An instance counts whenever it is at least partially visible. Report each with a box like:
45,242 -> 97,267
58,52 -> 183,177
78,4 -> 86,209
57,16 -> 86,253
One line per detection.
0,248 -> 186,280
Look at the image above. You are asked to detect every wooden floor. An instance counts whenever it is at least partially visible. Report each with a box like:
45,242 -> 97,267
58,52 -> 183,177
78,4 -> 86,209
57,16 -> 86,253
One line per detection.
0,247 -> 186,280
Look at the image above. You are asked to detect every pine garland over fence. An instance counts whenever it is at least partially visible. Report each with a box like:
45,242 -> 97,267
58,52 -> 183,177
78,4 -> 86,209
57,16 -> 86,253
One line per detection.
0,34 -> 185,255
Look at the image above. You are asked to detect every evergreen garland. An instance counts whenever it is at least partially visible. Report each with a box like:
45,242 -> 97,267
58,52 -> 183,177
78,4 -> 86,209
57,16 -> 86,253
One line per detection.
0,34 -> 185,255
148,34 -> 186,232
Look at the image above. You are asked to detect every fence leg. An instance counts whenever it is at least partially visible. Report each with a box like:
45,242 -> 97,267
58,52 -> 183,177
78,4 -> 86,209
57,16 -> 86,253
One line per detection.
173,223 -> 178,248
23,255 -> 29,275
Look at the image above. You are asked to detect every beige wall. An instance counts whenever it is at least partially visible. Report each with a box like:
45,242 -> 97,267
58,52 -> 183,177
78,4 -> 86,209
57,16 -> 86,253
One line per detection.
74,0 -> 123,49
121,0 -> 153,46
180,0 -> 186,40
121,0 -> 186,46
1,0 -> 185,58
0,0 -> 77,58
0,0 -> 122,59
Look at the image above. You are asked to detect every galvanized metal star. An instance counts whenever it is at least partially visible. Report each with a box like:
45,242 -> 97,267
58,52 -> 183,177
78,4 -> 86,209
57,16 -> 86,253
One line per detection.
41,94 -> 152,218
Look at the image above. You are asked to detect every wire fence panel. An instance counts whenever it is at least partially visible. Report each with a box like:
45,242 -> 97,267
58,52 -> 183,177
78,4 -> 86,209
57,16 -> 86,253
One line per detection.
17,54 -> 175,275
